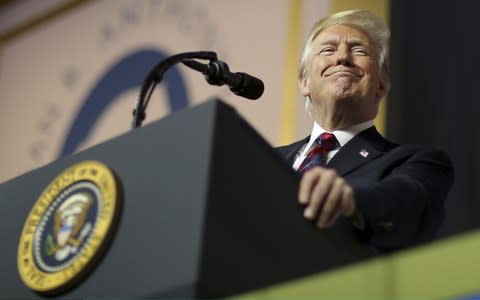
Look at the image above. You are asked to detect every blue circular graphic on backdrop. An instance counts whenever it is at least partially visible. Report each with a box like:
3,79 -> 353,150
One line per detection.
59,48 -> 190,157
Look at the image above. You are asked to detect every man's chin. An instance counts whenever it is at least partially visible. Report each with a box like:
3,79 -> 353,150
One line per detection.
335,77 -> 356,92
330,89 -> 356,101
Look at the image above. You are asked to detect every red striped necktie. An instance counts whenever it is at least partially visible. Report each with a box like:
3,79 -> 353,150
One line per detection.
297,132 -> 340,175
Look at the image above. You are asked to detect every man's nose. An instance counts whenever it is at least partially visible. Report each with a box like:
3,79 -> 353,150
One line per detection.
336,47 -> 353,66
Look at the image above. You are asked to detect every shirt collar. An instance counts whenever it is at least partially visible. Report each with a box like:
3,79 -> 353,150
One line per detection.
304,119 -> 375,153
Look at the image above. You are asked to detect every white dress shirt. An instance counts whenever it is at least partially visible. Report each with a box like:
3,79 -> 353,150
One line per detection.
293,120 -> 375,170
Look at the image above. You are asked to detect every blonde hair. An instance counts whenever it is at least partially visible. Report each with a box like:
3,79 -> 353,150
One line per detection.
299,9 -> 391,90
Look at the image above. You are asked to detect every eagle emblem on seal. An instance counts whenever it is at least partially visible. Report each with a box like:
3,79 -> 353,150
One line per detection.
44,192 -> 93,261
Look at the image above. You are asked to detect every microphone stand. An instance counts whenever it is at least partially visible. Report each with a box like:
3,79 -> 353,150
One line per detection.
132,51 -> 217,129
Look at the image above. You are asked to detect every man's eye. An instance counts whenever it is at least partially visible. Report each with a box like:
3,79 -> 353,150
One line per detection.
319,48 -> 335,55
352,47 -> 368,55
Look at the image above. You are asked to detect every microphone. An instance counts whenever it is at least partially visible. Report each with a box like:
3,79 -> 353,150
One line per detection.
182,59 -> 264,100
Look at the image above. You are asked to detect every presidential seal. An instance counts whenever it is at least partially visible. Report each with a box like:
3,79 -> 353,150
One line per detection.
17,160 -> 121,294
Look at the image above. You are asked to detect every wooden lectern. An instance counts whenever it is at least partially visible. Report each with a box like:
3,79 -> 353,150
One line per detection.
0,99 -> 375,299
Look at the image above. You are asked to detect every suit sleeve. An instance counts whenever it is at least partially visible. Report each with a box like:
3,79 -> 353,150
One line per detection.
350,147 -> 454,252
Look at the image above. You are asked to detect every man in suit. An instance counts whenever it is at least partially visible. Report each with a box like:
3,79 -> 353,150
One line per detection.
277,9 -> 453,253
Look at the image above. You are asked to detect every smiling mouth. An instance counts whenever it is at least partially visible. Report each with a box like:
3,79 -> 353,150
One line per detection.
325,69 -> 361,77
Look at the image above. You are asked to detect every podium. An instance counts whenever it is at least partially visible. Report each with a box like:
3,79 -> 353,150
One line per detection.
0,99 -> 375,299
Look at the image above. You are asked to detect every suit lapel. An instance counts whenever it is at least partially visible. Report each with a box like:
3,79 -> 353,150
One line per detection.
327,127 -> 389,176
279,136 -> 310,165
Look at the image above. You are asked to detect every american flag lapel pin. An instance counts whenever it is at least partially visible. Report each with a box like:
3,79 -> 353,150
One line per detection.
359,149 -> 369,158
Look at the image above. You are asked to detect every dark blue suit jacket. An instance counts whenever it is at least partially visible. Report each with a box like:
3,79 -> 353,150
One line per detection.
276,126 -> 454,252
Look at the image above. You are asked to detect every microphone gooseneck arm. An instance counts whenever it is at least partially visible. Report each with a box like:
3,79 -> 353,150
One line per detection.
132,51 -> 217,129
132,51 -> 264,129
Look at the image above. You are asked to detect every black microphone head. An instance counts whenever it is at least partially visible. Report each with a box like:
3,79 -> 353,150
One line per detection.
230,72 -> 264,100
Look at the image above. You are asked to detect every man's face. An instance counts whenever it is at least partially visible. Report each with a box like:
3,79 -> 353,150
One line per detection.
300,24 -> 386,122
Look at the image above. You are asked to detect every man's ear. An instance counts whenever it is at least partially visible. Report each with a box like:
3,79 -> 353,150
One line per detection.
299,76 -> 310,97
375,78 -> 387,101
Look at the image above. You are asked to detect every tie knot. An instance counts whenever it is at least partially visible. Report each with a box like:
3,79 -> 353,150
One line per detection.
297,132 -> 340,174
315,132 -> 339,152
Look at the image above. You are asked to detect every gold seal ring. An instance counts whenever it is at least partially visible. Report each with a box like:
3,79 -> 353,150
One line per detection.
17,160 -> 120,294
